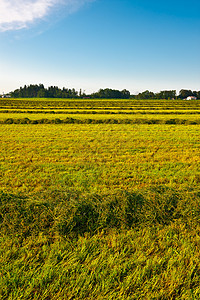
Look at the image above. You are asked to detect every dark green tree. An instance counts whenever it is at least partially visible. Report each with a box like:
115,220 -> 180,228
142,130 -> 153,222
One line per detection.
179,89 -> 193,99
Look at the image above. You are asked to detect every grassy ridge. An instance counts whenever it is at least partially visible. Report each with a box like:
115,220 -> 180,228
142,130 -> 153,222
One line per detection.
1,187 -> 200,238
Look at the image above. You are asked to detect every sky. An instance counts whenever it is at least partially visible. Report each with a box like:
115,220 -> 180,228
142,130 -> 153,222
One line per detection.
0,0 -> 200,95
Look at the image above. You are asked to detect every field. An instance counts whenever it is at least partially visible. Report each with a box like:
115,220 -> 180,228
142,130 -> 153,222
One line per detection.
1,98 -> 200,299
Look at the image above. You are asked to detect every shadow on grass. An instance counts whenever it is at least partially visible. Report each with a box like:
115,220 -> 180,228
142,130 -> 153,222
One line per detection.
0,186 -> 200,239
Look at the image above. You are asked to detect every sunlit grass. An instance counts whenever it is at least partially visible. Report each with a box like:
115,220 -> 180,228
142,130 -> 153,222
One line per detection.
1,98 -> 200,299
1,124 -> 200,195
1,98 -> 200,110
1,112 -> 200,122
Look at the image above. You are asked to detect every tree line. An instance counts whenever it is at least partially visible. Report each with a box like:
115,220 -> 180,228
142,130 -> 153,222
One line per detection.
8,84 -> 200,99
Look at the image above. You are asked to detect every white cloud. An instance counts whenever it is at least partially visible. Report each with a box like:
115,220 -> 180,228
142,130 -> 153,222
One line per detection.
0,0 -> 93,32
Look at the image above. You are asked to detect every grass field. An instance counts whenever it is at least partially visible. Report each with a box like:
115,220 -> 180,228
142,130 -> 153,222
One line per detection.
1,98 -> 200,299
1,98 -> 200,110
1,124 -> 200,194
1,112 -> 200,122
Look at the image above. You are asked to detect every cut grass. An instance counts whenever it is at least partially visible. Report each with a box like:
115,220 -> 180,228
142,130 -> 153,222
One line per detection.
1,124 -> 200,195
1,189 -> 200,299
1,98 -> 200,299
1,98 -> 200,110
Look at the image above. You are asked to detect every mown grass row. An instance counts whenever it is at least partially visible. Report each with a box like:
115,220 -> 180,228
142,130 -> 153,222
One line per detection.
0,105 -> 200,113
1,187 -> 200,299
1,117 -> 200,125
1,98 -> 200,110
1,109 -> 200,114
1,187 -> 200,238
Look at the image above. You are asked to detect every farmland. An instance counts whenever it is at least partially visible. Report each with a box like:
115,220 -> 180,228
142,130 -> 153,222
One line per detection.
1,98 -> 200,299
1,98 -> 200,125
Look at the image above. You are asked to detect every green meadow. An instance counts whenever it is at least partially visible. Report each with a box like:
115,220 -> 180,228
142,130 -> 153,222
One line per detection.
0,98 -> 200,299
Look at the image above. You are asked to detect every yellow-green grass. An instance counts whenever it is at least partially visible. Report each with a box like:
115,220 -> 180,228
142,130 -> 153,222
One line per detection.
1,104 -> 200,299
1,124 -> 200,195
1,109 -> 200,113
1,222 -> 200,300
1,112 -> 200,125
1,98 -> 200,110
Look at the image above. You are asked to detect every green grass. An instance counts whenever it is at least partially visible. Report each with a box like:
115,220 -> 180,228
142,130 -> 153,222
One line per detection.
1,98 -> 200,125
1,124 -> 200,194
1,98 -> 200,299
1,112 -> 200,121
1,189 -> 200,299
1,98 -> 200,110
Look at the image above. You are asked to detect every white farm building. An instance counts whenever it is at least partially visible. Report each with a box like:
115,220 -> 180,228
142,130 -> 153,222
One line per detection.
186,96 -> 197,100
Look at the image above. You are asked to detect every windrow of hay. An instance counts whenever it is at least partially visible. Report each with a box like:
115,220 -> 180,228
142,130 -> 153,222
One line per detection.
1,117 -> 200,124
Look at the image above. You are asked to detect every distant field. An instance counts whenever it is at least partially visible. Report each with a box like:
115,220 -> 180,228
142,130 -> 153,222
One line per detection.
1,98 -> 200,299
1,98 -> 200,110
1,98 -> 200,124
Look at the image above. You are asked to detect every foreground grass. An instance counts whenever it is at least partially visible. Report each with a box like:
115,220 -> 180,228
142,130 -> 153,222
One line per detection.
1,188 -> 200,299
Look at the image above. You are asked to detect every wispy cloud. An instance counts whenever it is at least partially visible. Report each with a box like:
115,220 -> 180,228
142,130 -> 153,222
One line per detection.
0,0 -> 93,32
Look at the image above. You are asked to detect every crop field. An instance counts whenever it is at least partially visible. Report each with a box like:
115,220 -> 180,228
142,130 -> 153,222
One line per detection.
1,98 -> 200,126
1,98 -> 200,299
1,98 -> 200,109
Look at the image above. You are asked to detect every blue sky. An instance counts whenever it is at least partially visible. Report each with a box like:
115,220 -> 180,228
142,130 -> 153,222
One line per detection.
0,0 -> 200,94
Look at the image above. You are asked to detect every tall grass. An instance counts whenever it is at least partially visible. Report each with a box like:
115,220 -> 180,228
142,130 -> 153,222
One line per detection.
1,188 -> 200,299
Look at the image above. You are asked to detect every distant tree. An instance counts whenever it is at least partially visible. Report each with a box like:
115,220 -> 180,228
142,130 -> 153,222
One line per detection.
91,88 -> 130,99
130,94 -> 137,99
137,90 -> 155,99
121,89 -> 130,99
9,85 -> 200,100
156,90 -> 176,99
179,89 -> 193,99
37,89 -> 47,98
